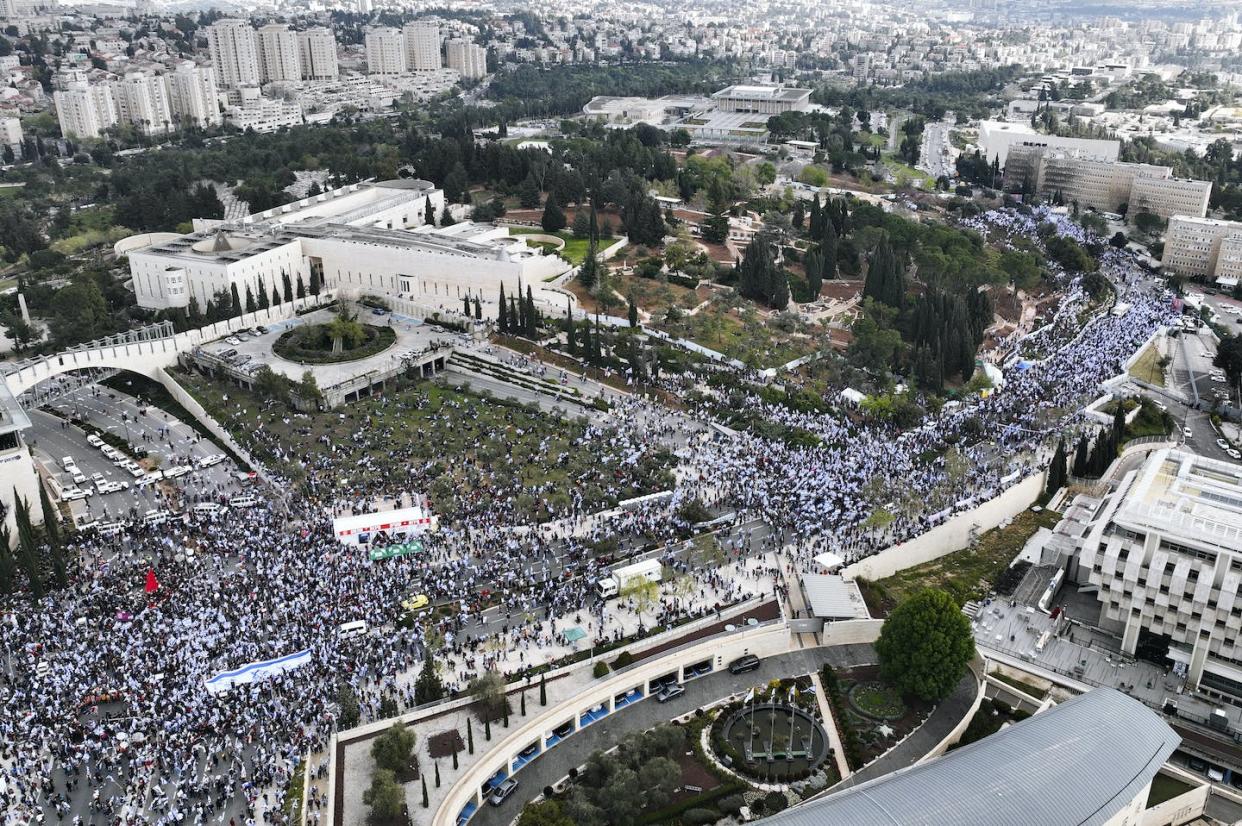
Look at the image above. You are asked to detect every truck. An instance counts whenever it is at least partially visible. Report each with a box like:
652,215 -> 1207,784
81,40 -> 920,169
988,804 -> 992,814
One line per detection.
596,558 -> 663,599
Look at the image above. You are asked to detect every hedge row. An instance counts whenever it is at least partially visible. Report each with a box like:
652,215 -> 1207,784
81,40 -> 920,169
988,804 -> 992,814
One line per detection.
820,665 -> 864,771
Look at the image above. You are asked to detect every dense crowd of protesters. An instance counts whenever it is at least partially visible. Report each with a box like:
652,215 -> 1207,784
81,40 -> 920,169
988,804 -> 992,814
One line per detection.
0,207 -> 1175,824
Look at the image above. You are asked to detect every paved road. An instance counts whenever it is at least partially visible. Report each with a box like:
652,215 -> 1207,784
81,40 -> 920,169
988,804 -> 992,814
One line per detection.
918,118 -> 956,181
27,383 -> 245,525
470,644 -> 877,826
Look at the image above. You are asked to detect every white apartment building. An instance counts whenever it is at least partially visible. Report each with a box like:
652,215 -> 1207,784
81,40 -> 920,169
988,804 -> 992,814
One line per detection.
446,39 -> 486,80
298,28 -> 339,82
1003,146 -> 1212,220
1163,216 -> 1242,282
165,62 -> 221,129
0,116 -> 22,151
53,82 -> 118,140
404,21 -> 442,72
979,120 -> 1120,167
365,27 -> 405,76
112,72 -> 173,136
1071,449 -> 1242,703
126,179 -> 566,315
223,86 -> 302,133
257,24 -> 301,84
208,19 -> 261,89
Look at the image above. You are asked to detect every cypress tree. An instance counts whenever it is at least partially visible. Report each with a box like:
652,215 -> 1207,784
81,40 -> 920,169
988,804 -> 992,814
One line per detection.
526,285 -> 537,337
435,760 -> 441,788
282,271 -> 293,303
257,277 -> 269,310
805,249 -> 823,299
509,296 -> 520,329
580,321 -> 591,361
516,279 -> 527,332
463,295 -> 471,316
421,777 -> 429,808
1072,436 -> 1089,477
38,482 -> 60,549
230,283 -> 242,316
13,491 -> 42,599
296,274 -> 306,299
0,524 -> 16,595
473,296 -> 482,320
520,691 -> 526,716
309,265 -> 321,296
485,716 -> 491,741
467,718 -> 475,754
244,286 -> 256,314
567,308 -> 577,355
627,296 -> 638,328
498,283 -> 508,332
1046,439 -> 1067,497
539,673 -> 547,706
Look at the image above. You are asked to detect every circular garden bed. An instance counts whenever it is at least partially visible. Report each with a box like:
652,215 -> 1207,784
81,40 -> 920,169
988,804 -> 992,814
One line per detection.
847,681 -> 906,721
272,323 -> 396,364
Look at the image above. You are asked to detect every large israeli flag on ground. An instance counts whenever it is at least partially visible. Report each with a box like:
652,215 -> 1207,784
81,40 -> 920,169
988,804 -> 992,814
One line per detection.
204,649 -> 313,695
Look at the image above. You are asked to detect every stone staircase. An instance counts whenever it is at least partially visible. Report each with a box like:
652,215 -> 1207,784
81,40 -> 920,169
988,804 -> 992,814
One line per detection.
445,351 -> 600,411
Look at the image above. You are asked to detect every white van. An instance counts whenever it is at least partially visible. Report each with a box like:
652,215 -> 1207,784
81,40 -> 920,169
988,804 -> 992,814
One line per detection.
97,521 -> 128,537
142,510 -> 169,526
86,434 -> 104,448
229,495 -> 259,509
193,502 -> 227,517
60,455 -> 77,471
338,620 -> 368,639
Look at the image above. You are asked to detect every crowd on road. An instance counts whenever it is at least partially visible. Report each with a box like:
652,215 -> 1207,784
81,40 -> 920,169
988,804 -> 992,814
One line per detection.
0,207 -> 1175,824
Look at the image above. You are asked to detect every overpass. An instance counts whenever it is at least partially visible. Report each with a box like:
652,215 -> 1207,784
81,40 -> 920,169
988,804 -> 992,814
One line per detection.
2,294 -> 334,400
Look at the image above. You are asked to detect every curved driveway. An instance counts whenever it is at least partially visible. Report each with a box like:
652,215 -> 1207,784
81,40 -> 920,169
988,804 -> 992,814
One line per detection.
471,644 -> 876,826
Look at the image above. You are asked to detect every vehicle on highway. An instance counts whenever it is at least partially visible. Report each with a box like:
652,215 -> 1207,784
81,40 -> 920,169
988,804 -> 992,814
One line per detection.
655,683 -> 686,703
489,779 -> 518,806
86,434 -> 104,448
198,453 -> 225,468
728,654 -> 761,674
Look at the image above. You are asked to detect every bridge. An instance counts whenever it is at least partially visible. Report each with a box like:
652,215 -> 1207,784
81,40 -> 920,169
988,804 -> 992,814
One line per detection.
2,295 -> 334,401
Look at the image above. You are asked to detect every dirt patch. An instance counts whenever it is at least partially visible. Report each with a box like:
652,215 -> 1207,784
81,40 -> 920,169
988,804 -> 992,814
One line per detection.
664,750 -> 724,805
427,729 -> 465,759
821,280 -> 862,301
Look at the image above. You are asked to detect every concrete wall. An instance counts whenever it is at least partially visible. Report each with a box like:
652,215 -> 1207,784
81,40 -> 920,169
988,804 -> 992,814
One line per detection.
821,618 -> 883,647
842,473 -> 1046,583
1140,767 -> 1210,826
153,367 -> 271,481
920,673 -> 986,761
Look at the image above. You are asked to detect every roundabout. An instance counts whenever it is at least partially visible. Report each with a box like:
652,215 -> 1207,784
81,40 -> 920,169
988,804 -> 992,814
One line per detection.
272,312 -> 398,365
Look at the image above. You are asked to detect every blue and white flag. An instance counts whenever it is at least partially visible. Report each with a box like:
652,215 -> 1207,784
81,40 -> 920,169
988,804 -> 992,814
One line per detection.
204,649 -> 313,695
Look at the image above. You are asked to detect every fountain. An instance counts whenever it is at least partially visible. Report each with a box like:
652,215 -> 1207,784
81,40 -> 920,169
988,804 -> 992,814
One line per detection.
716,703 -> 830,782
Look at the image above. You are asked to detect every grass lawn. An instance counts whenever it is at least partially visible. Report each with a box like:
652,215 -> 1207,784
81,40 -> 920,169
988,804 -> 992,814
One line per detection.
1146,774 -> 1195,808
174,370 -> 674,523
0,184 -> 25,199
1128,342 -> 1165,387
849,682 -> 906,719
858,507 -> 1062,616
882,156 -> 934,188
655,300 -> 823,369
510,228 -> 597,266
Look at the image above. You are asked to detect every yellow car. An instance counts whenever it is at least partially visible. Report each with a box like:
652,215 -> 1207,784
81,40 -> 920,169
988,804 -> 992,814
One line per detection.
401,594 -> 430,613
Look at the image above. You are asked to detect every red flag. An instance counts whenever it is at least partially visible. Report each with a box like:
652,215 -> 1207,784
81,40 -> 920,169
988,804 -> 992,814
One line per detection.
144,569 -> 159,594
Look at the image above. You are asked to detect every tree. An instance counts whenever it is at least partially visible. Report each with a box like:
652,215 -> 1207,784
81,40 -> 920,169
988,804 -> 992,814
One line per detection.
0,524 -> 16,596
363,769 -> 404,823
539,673 -> 547,707
13,491 -> 42,599
498,283 -> 509,333
1046,437 -> 1067,497
414,659 -> 445,705
296,274 -> 307,300
467,717 -> 475,754
38,484 -> 66,589
627,296 -> 638,328
541,199 -> 566,233
371,721 -> 416,775
517,799 -> 575,826
50,278 -> 111,346
526,285 -> 538,337
337,684 -> 361,729
470,672 -> 506,722
875,589 -> 975,702
281,271 -> 293,303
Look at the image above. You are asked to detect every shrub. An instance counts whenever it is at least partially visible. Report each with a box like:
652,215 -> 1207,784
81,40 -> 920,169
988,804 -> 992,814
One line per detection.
593,661 -> 610,678
717,794 -> 745,815
613,650 -> 634,668
682,808 -> 720,826
763,791 -> 788,813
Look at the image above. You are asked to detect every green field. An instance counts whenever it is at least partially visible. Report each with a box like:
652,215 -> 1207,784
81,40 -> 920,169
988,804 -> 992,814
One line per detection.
511,228 -> 594,265
859,507 -> 1062,615
175,371 -> 674,522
